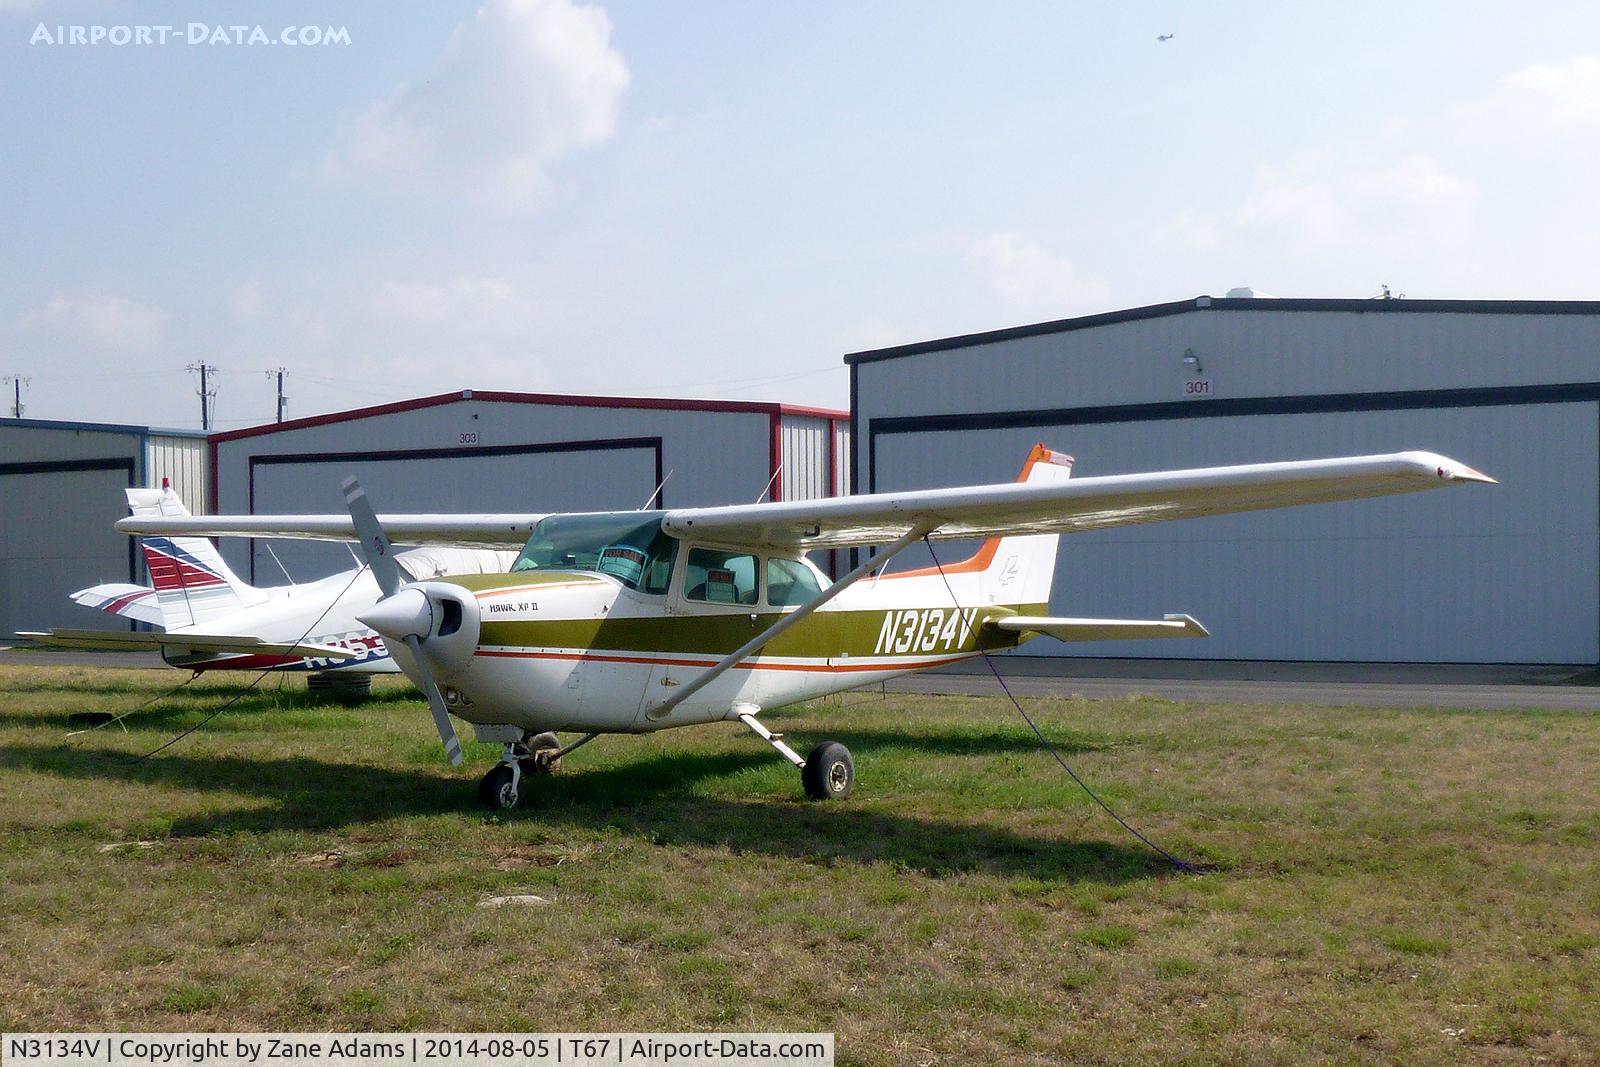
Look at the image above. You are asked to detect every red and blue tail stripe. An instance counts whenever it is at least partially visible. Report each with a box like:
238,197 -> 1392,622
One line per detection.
142,538 -> 229,591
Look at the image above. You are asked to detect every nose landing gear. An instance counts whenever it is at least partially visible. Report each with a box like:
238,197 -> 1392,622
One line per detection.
476,731 -> 598,811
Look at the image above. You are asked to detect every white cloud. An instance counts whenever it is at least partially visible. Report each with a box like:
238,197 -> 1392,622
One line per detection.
366,276 -> 533,336
1464,54 -> 1600,131
326,0 -> 629,205
230,283 -> 263,319
1239,153 -> 1478,253
967,233 -> 1111,321
17,293 -> 166,350
1154,209 -> 1222,252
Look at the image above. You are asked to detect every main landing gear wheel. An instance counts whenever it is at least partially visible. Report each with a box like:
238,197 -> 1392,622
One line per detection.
524,731 -> 562,775
802,741 -> 854,801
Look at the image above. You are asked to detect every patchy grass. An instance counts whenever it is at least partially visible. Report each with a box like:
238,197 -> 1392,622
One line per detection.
0,662 -> 1598,1064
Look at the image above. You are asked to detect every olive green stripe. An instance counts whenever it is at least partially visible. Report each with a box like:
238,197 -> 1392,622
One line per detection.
477,605 -> 1045,659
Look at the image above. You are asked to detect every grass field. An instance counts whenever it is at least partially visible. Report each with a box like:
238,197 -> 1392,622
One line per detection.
1,661 -> 1598,1065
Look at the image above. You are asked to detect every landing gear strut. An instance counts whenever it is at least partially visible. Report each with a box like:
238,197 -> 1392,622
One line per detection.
733,705 -> 854,801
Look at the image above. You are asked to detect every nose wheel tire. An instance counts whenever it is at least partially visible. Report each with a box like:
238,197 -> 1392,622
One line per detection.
478,763 -> 523,811
802,741 -> 854,801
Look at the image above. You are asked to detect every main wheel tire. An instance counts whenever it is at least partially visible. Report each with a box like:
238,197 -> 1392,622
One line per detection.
478,763 -> 523,811
527,731 -> 562,774
802,741 -> 854,801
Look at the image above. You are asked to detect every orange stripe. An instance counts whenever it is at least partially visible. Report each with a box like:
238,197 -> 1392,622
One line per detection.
474,580 -> 599,600
473,648 -> 976,674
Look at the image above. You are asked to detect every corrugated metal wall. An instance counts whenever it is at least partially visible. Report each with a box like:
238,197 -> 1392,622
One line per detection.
145,434 -> 209,513
833,423 -> 851,497
780,415 -> 832,501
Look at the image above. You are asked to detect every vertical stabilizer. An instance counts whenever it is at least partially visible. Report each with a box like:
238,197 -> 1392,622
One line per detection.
975,445 -> 1073,605
127,485 -> 265,629
878,444 -> 1072,606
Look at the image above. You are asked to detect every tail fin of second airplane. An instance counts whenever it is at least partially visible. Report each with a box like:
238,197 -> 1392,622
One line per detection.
128,485 -> 265,629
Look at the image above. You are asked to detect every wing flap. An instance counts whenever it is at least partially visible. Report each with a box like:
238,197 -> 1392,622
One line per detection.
661,451 -> 1493,548
19,629 -> 359,660
987,613 -> 1210,642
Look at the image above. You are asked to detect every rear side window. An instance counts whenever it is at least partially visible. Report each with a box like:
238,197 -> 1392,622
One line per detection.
767,557 -> 821,607
685,548 -> 759,604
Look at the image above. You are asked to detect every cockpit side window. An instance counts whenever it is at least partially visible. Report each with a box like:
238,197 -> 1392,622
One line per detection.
766,557 -> 823,607
685,548 -> 759,605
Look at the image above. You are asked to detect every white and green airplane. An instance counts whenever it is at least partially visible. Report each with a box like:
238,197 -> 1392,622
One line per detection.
116,445 -> 1493,810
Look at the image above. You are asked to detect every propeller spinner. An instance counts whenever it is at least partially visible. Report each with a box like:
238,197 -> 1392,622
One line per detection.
342,476 -> 465,766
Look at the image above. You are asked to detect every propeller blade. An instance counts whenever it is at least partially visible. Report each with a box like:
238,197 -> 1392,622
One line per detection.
341,476 -> 463,766
341,475 -> 402,598
409,635 -> 464,766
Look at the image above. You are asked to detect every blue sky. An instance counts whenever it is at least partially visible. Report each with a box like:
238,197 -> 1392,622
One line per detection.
3,1 -> 1599,429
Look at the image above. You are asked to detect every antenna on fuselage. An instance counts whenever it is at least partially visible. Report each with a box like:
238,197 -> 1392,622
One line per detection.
640,470 -> 674,510
262,542 -> 297,587
754,464 -> 782,504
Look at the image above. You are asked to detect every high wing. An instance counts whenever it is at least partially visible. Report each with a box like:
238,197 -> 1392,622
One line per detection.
19,629 -> 359,660
660,451 -> 1493,549
114,514 -> 546,549
110,451 -> 1492,552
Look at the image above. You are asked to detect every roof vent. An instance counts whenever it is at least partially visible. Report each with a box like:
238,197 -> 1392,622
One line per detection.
1225,286 -> 1277,299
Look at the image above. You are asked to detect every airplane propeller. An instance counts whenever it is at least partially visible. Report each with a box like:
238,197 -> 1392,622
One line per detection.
342,476 -> 464,766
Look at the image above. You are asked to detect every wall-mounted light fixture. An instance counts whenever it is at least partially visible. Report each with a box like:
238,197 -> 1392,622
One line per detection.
1182,347 -> 1203,374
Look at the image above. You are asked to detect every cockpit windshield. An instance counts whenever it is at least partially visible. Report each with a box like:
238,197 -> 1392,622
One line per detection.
510,512 -> 678,594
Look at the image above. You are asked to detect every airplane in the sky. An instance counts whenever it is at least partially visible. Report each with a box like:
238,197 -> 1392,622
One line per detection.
108,446 -> 1492,810
33,484 -> 515,674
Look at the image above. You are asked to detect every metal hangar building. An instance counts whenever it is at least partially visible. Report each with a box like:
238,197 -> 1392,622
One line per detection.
0,418 -> 207,637
847,295 -> 1600,666
211,390 -> 849,584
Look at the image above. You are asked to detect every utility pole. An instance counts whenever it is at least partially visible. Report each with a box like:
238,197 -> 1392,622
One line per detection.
3,375 -> 28,418
187,362 -> 217,431
270,366 -> 287,423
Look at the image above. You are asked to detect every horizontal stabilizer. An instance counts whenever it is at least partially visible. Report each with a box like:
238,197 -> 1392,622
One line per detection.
986,613 -> 1210,642
18,629 -> 358,660
70,583 -> 165,626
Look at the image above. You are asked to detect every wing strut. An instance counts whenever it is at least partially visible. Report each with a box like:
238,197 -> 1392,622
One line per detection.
643,521 -> 935,721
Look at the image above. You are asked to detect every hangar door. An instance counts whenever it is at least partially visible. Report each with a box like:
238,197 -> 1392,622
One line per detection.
0,461 -> 133,637
241,441 -> 663,582
870,402 -> 1594,664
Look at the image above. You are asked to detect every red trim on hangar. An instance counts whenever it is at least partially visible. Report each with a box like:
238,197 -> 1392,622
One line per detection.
209,389 -> 847,444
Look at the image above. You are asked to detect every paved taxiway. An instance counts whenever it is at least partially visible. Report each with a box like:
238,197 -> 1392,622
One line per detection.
5,648 -> 1600,712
